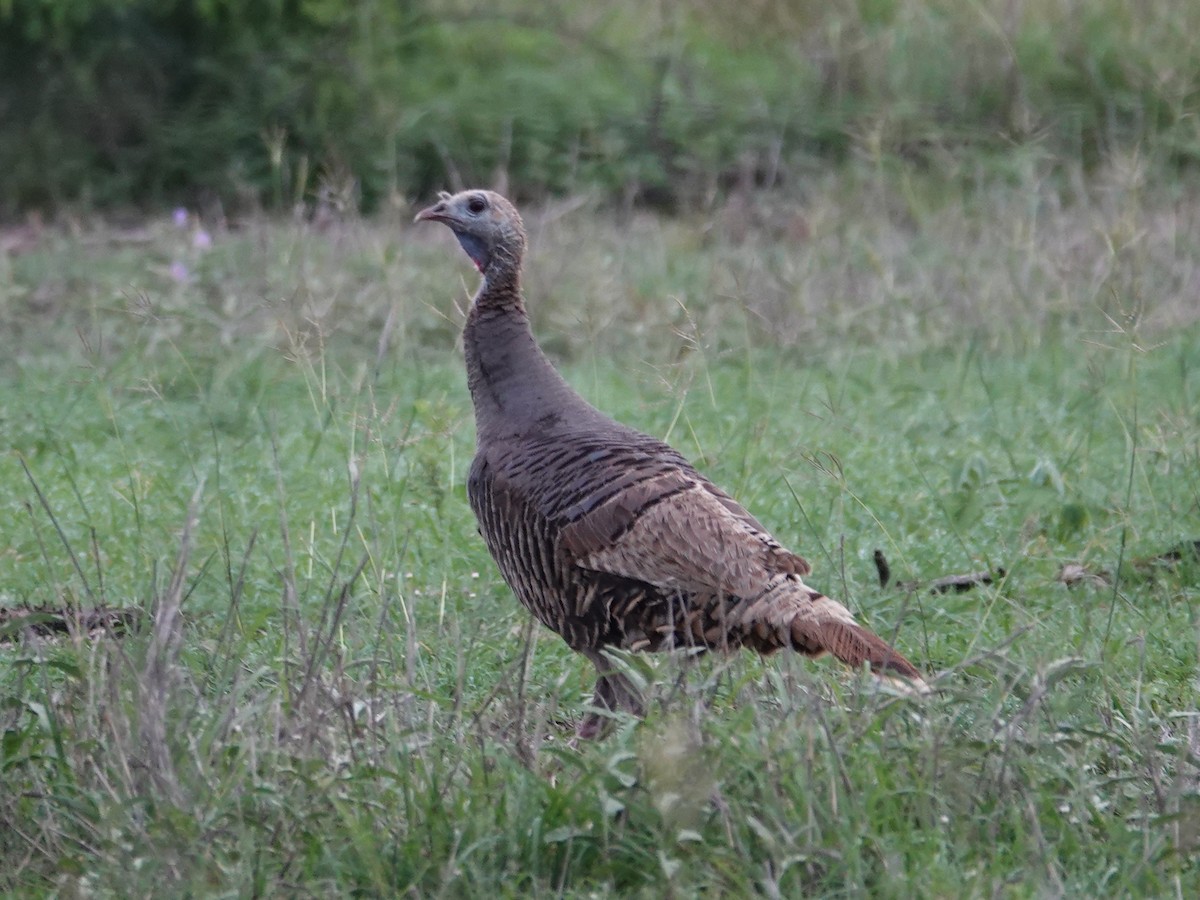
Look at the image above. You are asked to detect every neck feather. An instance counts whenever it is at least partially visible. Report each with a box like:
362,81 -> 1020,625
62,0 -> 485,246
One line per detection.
462,281 -> 587,439
474,259 -> 521,310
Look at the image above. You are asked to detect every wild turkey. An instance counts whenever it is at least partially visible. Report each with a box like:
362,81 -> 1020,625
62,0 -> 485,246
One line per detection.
415,190 -> 926,738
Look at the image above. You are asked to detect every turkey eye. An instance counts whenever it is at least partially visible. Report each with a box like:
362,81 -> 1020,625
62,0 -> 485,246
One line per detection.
467,195 -> 487,214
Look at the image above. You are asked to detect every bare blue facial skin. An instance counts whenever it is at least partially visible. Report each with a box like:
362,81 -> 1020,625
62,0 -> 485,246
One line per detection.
453,231 -> 489,271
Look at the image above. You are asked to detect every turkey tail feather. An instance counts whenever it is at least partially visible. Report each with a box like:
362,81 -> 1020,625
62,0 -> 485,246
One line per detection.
788,592 -> 926,688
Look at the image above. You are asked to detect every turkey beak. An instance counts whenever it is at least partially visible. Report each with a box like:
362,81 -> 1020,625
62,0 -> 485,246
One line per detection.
414,201 -> 452,225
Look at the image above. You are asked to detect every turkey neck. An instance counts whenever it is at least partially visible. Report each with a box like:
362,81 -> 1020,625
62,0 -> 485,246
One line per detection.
463,273 -> 589,440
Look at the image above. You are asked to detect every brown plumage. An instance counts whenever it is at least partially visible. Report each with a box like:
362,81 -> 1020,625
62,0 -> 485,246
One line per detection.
416,189 -> 926,738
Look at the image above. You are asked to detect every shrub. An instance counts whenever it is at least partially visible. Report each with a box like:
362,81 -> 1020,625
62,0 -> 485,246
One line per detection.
1,0 -> 1197,216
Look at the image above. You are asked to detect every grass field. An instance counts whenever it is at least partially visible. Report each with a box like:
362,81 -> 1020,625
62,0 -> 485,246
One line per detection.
2,159 -> 1199,896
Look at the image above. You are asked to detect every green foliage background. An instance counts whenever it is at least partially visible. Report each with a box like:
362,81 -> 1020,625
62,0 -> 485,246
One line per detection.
3,0 -> 1199,215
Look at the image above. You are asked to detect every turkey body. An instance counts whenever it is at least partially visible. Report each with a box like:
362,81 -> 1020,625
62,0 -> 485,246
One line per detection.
471,425 -> 739,656
416,189 -> 925,737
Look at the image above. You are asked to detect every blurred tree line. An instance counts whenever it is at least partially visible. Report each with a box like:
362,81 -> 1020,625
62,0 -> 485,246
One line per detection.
1,0 -> 1198,217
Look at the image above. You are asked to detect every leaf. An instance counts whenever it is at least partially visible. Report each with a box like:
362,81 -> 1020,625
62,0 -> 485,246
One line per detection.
2,726 -> 28,761
951,488 -> 985,526
25,701 -> 52,733
1029,458 -> 1065,495
956,453 -> 989,490
598,648 -> 653,694
599,789 -> 625,817
1057,502 -> 1089,539
658,852 -> 681,879
605,749 -> 639,788
745,814 -> 778,851
543,826 -> 586,844
1038,657 -> 1092,692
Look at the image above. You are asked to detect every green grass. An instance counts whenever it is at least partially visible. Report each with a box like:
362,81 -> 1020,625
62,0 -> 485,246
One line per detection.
1,162 -> 1199,896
